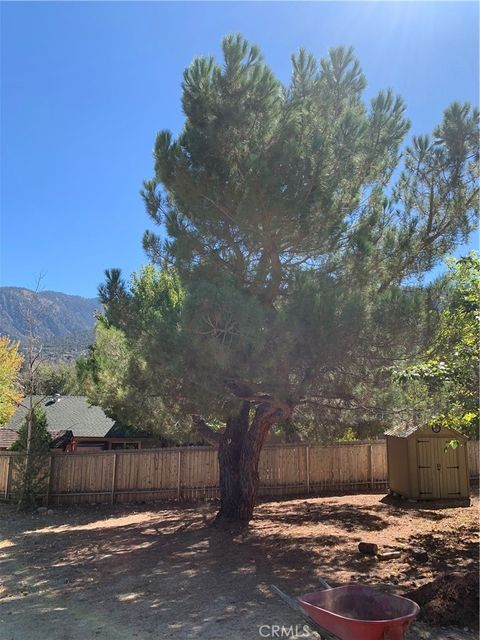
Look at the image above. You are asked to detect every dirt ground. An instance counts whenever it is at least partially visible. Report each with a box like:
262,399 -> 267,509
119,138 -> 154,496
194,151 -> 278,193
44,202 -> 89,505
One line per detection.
0,492 -> 478,640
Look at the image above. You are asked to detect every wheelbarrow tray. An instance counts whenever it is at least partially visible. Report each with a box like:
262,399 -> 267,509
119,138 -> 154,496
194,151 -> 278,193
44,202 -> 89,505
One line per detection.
298,584 -> 420,640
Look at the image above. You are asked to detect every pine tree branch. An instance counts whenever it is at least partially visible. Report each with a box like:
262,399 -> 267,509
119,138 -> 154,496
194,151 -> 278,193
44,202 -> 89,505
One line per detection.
191,415 -> 223,447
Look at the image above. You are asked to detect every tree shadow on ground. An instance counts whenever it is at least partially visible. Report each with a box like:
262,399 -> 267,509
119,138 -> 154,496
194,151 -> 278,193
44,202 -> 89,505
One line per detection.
256,500 -> 388,531
0,503 -> 350,639
0,497 -> 478,640
379,494 -> 471,520
399,530 -> 478,574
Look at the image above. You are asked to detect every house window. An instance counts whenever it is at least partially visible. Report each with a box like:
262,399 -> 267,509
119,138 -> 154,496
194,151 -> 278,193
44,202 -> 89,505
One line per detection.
76,441 -> 108,451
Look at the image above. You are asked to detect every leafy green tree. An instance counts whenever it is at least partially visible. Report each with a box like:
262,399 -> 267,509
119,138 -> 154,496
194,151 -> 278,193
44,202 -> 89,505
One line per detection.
78,267 -> 196,444
24,361 -> 81,397
397,253 -> 479,437
98,36 -> 478,522
11,407 -> 51,508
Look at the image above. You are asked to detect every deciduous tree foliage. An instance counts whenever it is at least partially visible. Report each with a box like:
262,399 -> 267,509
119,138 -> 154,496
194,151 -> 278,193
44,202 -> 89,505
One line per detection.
0,336 -> 23,425
25,361 -> 81,397
97,36 -> 478,522
78,267 -> 197,444
397,253 -> 479,438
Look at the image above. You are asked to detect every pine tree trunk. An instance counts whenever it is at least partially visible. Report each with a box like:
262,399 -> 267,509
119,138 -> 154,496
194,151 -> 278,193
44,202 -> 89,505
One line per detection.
216,402 -> 290,523
216,402 -> 250,521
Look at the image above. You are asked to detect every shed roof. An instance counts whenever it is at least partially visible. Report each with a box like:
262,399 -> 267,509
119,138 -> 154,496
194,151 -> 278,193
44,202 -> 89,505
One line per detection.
384,424 -> 467,439
384,425 -> 419,438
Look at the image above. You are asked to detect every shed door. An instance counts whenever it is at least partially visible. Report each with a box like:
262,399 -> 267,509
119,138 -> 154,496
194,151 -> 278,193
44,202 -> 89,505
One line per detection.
416,437 -> 461,498
436,438 -> 461,498
416,439 -> 438,497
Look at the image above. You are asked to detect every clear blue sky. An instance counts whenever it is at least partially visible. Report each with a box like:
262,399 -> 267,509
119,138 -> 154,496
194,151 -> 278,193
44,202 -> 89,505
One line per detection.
1,1 -> 478,298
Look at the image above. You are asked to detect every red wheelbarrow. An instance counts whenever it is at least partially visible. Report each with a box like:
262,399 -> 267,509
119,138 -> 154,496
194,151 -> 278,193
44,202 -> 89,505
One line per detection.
271,578 -> 420,640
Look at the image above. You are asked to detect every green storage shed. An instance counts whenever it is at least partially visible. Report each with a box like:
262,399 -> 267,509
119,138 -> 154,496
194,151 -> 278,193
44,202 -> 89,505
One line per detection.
385,424 -> 469,500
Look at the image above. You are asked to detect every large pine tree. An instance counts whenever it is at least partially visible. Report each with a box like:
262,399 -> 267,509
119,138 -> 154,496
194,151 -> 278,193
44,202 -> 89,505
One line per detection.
98,36 -> 478,522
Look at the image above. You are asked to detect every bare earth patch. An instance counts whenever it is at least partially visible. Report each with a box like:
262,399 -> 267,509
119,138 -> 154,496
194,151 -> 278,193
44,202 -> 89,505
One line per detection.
0,492 -> 477,640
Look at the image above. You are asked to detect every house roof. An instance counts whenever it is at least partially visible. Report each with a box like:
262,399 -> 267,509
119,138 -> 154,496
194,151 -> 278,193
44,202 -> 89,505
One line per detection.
2,396 -> 150,440
0,428 -> 20,450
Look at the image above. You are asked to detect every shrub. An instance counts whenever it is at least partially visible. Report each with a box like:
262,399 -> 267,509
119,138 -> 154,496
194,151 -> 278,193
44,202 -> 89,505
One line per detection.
11,406 -> 51,508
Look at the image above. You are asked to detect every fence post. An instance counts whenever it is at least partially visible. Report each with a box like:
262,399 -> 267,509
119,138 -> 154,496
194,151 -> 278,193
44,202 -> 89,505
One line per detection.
111,453 -> 117,505
177,449 -> 182,500
4,456 -> 12,500
368,444 -> 373,489
305,445 -> 310,494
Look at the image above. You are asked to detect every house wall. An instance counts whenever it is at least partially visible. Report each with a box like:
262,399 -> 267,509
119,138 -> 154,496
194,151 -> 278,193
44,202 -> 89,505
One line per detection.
72,437 -> 157,452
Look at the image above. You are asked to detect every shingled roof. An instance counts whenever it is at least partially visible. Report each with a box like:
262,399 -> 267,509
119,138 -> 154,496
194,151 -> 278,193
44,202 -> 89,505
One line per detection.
2,396 -> 148,440
384,425 -> 419,438
384,423 -> 466,439
0,428 -> 20,450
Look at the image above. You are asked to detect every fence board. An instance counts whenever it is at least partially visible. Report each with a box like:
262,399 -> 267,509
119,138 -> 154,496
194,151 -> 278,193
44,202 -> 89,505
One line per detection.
0,439 -> 478,505
371,443 -> 387,485
467,440 -> 479,480
259,445 -> 306,496
0,455 -> 9,496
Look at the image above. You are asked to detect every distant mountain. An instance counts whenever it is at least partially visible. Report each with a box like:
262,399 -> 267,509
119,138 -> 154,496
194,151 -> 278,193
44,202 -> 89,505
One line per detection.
42,328 -> 97,361
0,287 -> 100,359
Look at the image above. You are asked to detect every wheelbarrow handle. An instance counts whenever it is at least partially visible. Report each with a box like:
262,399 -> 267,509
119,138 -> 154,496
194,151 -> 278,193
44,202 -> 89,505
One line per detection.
270,585 -> 338,640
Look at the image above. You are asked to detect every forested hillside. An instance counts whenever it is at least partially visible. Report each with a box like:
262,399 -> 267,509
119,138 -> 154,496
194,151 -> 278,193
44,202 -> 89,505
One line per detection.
0,287 -> 99,359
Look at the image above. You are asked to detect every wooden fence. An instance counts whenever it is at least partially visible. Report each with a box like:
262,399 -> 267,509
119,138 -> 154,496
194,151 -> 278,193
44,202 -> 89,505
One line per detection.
0,440 -> 478,506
